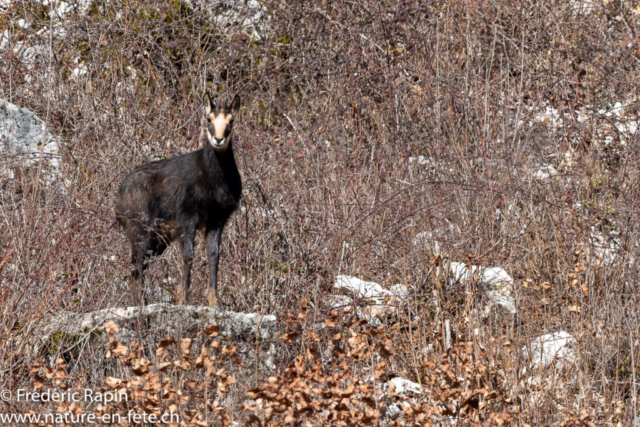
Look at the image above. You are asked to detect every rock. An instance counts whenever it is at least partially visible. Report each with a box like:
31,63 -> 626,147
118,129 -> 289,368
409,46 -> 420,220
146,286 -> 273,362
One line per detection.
480,267 -> 516,314
148,284 -> 173,304
0,99 -> 61,183
333,275 -> 411,322
522,331 -> 576,373
390,284 -> 410,300
412,231 -> 431,247
190,0 -> 271,40
568,0 -> 595,15
448,262 -> 473,282
327,294 -> 352,312
334,275 -> 391,299
40,303 -> 277,347
389,377 -> 422,395
533,164 -> 558,181
534,106 -> 563,129
408,155 -> 437,172
240,342 -> 277,373
386,402 -> 412,420
386,403 -> 403,420
588,226 -> 622,267
0,0 -> 92,19
446,263 -> 516,314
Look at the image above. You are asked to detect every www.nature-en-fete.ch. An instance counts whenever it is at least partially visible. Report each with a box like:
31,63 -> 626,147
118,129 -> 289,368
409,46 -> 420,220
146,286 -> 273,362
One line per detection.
0,411 -> 179,424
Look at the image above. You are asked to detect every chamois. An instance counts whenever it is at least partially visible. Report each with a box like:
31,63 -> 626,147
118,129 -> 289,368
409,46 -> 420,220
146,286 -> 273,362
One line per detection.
116,93 -> 242,307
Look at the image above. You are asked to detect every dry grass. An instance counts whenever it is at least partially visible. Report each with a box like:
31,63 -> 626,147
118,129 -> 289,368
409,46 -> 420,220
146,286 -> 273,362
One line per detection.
1,0 -> 640,425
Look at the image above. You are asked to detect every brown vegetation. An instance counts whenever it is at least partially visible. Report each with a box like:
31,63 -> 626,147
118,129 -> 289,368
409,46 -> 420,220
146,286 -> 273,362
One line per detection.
1,0 -> 640,424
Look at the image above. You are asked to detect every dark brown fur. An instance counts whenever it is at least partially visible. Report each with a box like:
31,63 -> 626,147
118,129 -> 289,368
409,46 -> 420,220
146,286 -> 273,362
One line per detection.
116,94 -> 242,307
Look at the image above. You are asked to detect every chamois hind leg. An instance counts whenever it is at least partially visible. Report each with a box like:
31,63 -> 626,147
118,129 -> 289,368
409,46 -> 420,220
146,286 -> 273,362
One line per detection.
177,227 -> 197,305
128,238 -> 149,306
205,226 -> 223,308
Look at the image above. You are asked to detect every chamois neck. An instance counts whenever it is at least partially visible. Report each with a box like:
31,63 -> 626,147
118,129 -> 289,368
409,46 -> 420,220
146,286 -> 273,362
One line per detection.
203,140 -> 237,171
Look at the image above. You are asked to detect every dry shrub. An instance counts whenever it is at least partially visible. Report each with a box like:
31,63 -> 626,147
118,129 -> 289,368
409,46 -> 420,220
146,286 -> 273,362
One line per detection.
0,0 -> 639,424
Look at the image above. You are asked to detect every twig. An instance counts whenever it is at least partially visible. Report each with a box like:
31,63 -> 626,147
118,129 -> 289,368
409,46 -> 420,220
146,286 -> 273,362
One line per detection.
172,104 -> 202,132
314,7 -> 385,53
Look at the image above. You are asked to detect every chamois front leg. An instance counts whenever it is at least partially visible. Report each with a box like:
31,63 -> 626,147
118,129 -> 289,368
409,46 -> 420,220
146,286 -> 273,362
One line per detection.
178,227 -> 196,305
129,239 -> 149,306
205,226 -> 223,308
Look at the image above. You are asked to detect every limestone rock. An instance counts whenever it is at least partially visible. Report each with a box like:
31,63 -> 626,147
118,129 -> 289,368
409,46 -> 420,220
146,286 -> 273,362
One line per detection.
41,303 -> 277,346
0,99 -> 61,183
446,262 -> 517,314
188,0 -> 271,40
522,331 -> 576,373
389,377 -> 422,395
333,275 -> 411,321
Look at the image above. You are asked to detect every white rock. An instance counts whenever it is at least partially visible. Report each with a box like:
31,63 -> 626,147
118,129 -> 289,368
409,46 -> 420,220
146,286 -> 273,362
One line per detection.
196,0 -> 272,40
327,294 -> 352,312
390,284 -> 410,300
408,155 -> 430,166
389,377 -> 422,395
535,106 -> 563,128
560,150 -> 576,170
41,303 -> 278,343
149,285 -> 173,304
387,403 -> 403,420
412,231 -> 433,247
533,164 -> 558,181
334,275 -> 392,299
480,267 -> 516,314
446,263 -> 516,314
480,267 -> 513,288
408,155 -> 437,172
569,0 -> 595,15
447,262 -> 479,282
0,30 -> 9,50
365,316 -> 383,328
523,331 -> 576,373
71,61 -> 88,79
589,226 -> 621,267
333,275 -> 410,321
0,99 -> 61,183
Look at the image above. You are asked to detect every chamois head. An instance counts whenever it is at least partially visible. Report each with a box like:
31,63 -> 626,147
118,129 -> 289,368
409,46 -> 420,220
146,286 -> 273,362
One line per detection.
204,93 -> 240,152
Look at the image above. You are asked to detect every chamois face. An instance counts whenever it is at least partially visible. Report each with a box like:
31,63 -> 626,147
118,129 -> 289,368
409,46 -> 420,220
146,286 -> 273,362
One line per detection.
204,93 -> 240,152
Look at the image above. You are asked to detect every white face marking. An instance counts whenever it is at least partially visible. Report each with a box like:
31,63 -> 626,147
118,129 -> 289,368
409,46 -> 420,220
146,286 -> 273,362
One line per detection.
213,113 -> 227,139
207,112 -> 233,151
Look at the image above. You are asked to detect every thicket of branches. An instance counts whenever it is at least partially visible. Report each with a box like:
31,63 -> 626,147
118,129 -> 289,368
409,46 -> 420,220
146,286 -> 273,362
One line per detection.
1,0 -> 640,424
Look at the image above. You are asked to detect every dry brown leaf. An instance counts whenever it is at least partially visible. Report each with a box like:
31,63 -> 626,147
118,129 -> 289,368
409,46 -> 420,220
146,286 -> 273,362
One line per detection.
180,338 -> 192,355
104,320 -> 119,336
198,324 -> 220,337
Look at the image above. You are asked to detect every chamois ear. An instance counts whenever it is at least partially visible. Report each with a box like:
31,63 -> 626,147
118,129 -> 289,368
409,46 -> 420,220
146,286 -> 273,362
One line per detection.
230,94 -> 241,115
204,93 -> 213,115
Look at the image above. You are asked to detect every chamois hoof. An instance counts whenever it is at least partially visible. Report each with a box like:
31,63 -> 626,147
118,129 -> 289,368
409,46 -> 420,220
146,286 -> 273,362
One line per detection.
206,290 -> 219,309
176,291 -> 189,306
